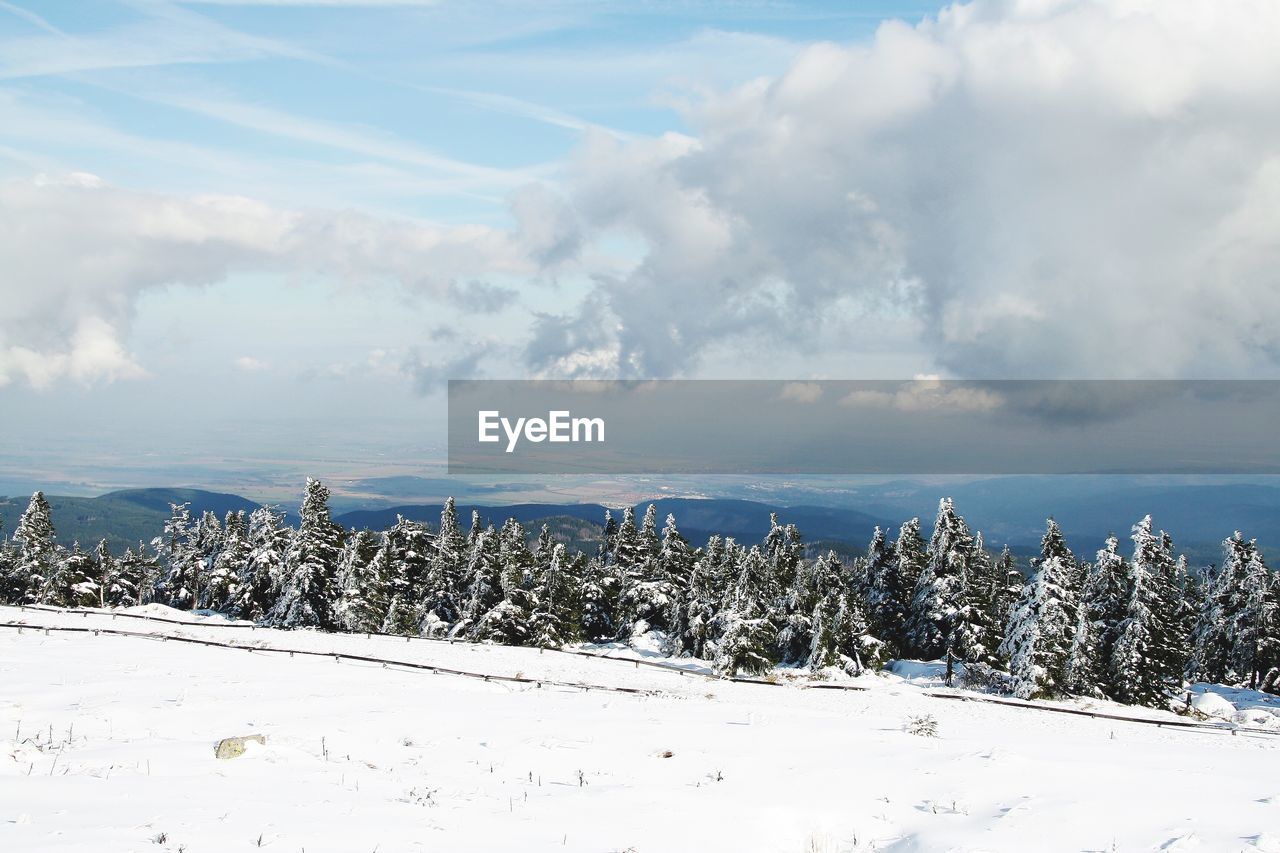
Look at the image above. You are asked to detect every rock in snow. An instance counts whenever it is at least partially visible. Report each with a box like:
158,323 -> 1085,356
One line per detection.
214,734 -> 267,759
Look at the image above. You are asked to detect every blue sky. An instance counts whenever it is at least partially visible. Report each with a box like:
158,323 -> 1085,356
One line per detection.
2,0 -> 1279,491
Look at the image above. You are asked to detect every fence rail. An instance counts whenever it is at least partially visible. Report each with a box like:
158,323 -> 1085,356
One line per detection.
6,606 -> 1278,739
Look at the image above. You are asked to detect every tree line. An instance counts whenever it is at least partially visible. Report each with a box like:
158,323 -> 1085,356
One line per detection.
1,478 -> 1276,708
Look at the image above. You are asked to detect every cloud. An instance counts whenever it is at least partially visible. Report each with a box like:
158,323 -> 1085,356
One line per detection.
0,173 -> 553,387
528,0 -> 1280,379
779,382 -> 823,404
840,381 -> 1004,414
234,355 -> 269,372
0,0 -> 323,79
402,347 -> 489,394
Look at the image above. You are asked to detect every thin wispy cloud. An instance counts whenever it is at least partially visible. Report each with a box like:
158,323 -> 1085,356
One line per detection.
124,87 -> 553,189
0,1 -> 64,36
416,85 -> 636,141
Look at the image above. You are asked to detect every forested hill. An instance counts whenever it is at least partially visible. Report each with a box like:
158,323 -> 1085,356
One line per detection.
335,499 -> 896,556
6,484 -> 1280,566
0,489 -> 266,554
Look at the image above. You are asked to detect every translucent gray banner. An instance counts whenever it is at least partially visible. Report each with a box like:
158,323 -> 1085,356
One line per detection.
447,380 -> 1280,475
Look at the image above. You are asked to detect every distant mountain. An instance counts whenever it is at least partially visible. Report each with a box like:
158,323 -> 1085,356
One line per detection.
0,488 -> 265,555
823,478 -> 1280,566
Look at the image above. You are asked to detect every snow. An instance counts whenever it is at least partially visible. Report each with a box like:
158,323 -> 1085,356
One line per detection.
3,605 -> 1280,852
1191,690 -> 1239,720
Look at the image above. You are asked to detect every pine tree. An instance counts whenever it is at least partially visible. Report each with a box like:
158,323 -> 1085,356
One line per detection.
617,512 -> 684,640
776,554 -> 822,666
472,519 -> 536,645
764,514 -> 804,593
530,543 -> 582,648
806,551 -> 878,674
598,509 -> 618,565
421,498 -> 467,635
613,507 -> 643,579
458,526 -> 502,635
337,529 -> 390,633
1109,516 -> 1185,708
240,505 -> 288,620
1065,534 -> 1129,696
1000,519 -> 1078,699
156,502 -> 201,610
92,539 -> 129,608
658,513 -> 695,593
579,553 -> 619,643
206,511 -> 250,613
381,515 -> 433,635
0,518 -> 19,605
863,527 -> 906,654
907,499 -> 980,681
62,543 -> 99,607
266,478 -> 344,630
968,532 -> 1005,661
193,510 -> 224,607
639,504 -> 661,566
13,491 -> 58,604
712,545 -> 779,676
1228,536 -> 1278,690
677,535 -> 726,658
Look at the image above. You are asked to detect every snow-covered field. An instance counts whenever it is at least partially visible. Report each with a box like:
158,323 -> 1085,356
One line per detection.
3,605 -> 1280,852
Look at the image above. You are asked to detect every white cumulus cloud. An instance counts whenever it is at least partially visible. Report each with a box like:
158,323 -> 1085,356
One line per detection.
528,0 -> 1280,380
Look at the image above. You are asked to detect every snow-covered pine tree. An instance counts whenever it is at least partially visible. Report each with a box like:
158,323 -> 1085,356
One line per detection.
712,545 -> 779,676
0,517 -> 18,605
456,525 -> 502,637
13,491 -> 58,604
863,527 -> 907,655
1065,534 -> 1128,697
92,539 -> 123,608
381,515 -> 433,635
239,505 -> 288,620
336,529 -> 389,634
193,510 -> 224,607
658,513 -> 695,593
1187,538 -> 1245,685
597,508 -> 618,565
266,478 -> 344,630
612,506 -> 651,637
471,518 -> 536,645
1000,519 -> 1079,699
894,518 -> 928,654
764,514 -> 804,593
108,543 -> 153,607
776,553 -> 822,665
420,498 -> 467,635
639,504 -> 661,565
156,502 -> 202,610
968,532 -> 1004,661
1227,536 -> 1279,690
61,543 -> 99,607
1109,516 -> 1185,708
612,506 -> 643,578
205,511 -> 250,613
677,538 -> 716,658
529,543 -> 582,648
616,510 -> 683,640
806,550 -> 879,674
578,553 -> 619,642
907,499 -> 981,681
